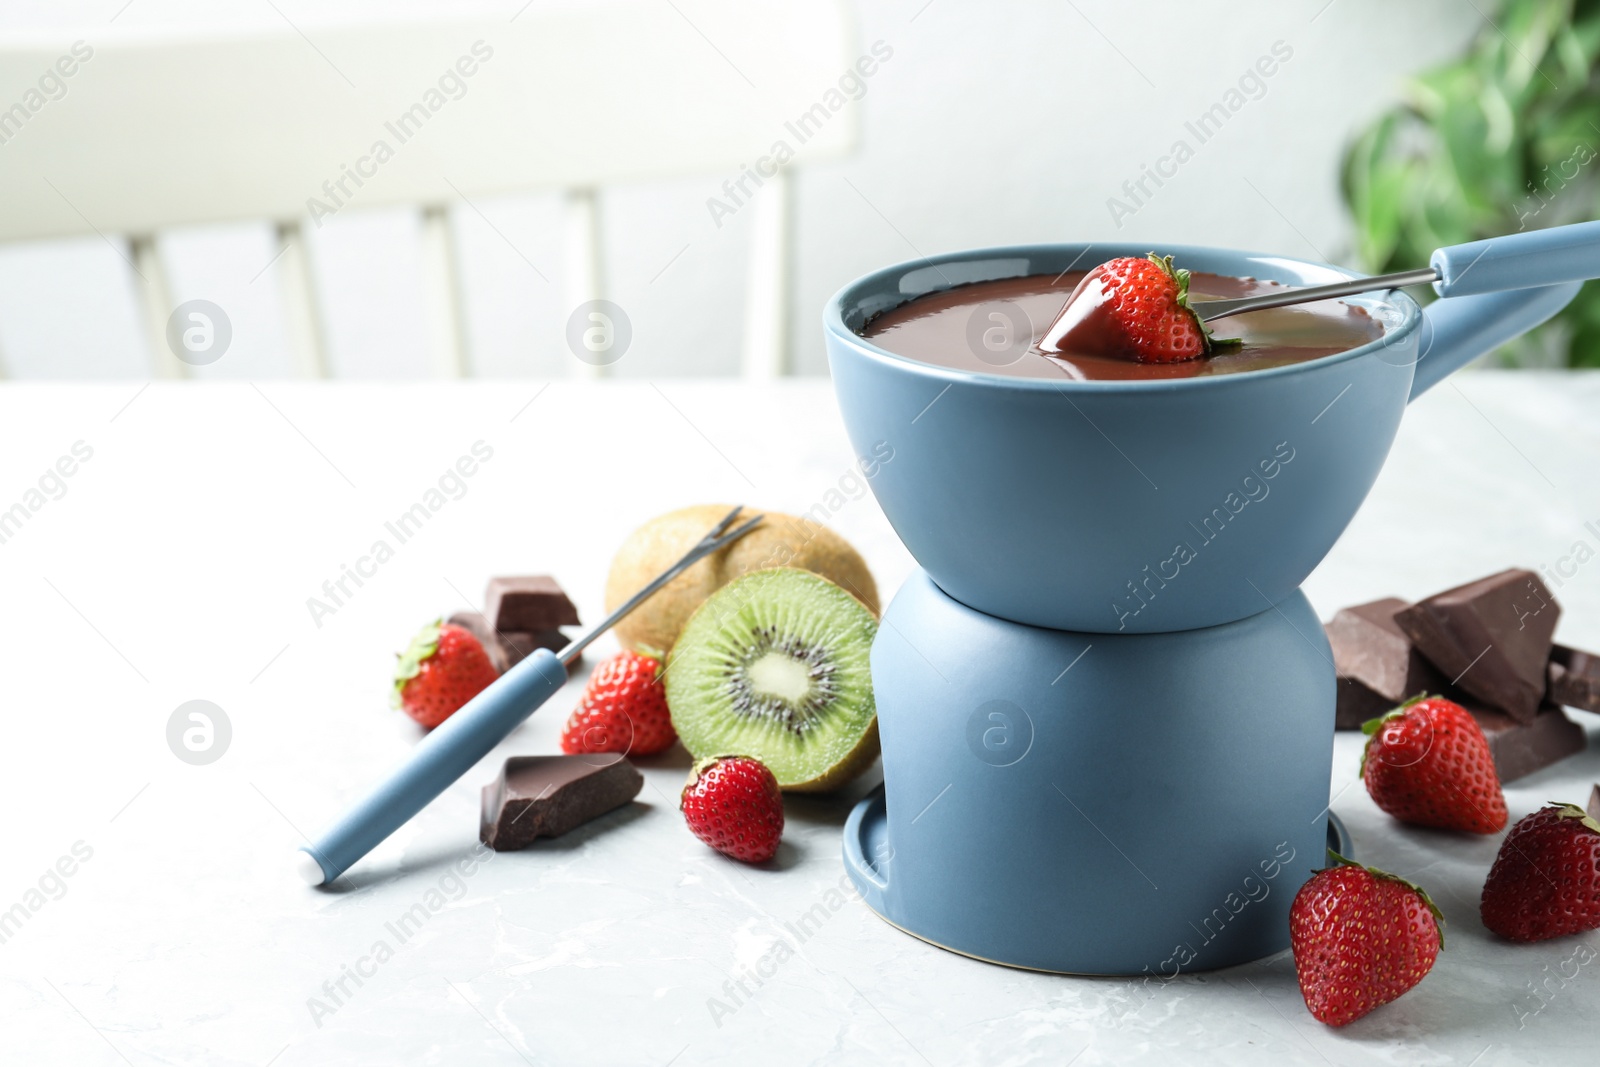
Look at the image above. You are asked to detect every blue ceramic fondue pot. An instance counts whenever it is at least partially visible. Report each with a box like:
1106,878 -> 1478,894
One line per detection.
829,227 -> 1599,975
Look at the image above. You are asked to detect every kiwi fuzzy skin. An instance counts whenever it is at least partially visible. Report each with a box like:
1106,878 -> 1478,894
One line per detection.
665,567 -> 880,794
605,505 -> 879,655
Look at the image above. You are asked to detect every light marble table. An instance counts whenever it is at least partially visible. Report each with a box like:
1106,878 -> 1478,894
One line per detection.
1,374 -> 1597,1067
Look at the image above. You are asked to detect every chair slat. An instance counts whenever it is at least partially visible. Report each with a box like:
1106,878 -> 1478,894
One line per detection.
564,188 -> 605,380
419,207 -> 467,378
741,171 -> 791,379
274,222 -> 329,378
130,235 -> 185,379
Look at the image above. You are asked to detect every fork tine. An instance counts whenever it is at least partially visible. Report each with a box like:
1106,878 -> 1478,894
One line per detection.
704,504 -> 746,543
710,513 -> 765,550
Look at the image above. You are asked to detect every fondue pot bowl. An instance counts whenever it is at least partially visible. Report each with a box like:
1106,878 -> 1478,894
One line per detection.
825,243 -> 1579,634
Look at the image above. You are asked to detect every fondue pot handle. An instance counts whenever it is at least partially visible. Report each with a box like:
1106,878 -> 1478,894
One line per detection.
1432,220 -> 1600,297
1408,280 -> 1581,400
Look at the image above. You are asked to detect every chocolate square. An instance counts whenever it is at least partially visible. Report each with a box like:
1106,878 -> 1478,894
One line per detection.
1548,644 -> 1600,714
500,629 -> 569,668
1395,569 -> 1559,723
1335,676 -> 1400,731
447,612 -> 575,672
479,754 -> 643,851
1469,701 -> 1586,783
1327,597 -> 1450,702
485,575 -> 580,633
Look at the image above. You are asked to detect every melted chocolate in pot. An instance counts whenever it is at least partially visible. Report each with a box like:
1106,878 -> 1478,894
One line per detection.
858,271 -> 1386,381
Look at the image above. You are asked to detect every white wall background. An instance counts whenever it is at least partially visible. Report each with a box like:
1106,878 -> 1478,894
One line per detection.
0,0 -> 1481,379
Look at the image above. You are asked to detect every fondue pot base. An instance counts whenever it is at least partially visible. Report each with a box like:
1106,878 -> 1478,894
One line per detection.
843,571 -> 1340,976
845,788 -> 1352,976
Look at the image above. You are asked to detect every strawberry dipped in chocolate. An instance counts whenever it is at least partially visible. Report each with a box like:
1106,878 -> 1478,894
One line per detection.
1039,253 -> 1237,363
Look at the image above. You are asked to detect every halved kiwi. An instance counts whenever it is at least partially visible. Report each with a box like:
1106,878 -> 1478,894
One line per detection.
665,568 -> 879,792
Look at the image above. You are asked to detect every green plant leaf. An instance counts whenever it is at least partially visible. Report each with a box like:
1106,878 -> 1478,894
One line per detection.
1341,0 -> 1600,367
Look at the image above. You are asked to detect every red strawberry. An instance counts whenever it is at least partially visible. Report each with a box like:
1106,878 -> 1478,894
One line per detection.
1481,802 -> 1600,942
560,649 -> 676,756
680,755 -> 784,864
1360,695 -> 1508,834
392,620 -> 499,729
1040,253 -> 1235,363
1290,852 -> 1443,1027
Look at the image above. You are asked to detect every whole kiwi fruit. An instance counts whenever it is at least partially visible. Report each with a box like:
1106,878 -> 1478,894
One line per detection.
604,505 -> 878,654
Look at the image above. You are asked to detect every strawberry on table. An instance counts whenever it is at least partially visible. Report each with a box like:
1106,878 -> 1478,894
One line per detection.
1481,802 -> 1600,943
1290,851 -> 1444,1027
680,755 -> 784,864
392,620 -> 500,729
1360,695 -> 1508,834
560,649 -> 676,757
1040,252 -> 1235,363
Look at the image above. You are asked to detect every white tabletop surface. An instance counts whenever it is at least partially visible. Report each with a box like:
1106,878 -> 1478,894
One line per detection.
2,373 -> 1598,1067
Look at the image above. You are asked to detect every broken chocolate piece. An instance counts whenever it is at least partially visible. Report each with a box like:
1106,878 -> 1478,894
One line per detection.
480,754 -> 642,851
1588,784 -> 1600,823
499,629 -> 571,668
1335,676 -> 1401,731
447,612 -> 577,672
1548,644 -> 1600,714
1327,596 -> 1450,708
485,575 -> 581,633
1395,569 -> 1558,723
447,611 -> 510,675
1469,701 -> 1586,784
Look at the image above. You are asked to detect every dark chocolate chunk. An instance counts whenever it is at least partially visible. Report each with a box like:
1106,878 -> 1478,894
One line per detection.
1395,569 -> 1559,723
485,575 -> 581,633
447,611 -> 510,674
1469,701 -> 1586,783
1588,784 -> 1600,823
499,629 -> 570,668
1327,596 -> 1450,700
1548,644 -> 1600,714
1335,676 -> 1400,731
480,754 -> 642,851
447,612 -> 576,672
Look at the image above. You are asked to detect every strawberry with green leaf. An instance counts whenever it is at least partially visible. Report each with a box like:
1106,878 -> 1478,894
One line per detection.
1040,253 -> 1241,363
1360,694 -> 1507,834
392,620 -> 499,729
1481,802 -> 1600,942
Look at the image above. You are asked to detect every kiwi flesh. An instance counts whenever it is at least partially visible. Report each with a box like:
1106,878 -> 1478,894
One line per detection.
665,568 -> 879,792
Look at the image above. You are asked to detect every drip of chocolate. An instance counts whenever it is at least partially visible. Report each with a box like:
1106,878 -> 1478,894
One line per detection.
1037,266 -> 1126,356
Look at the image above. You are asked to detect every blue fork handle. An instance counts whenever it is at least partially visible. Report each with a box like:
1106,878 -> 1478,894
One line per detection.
298,648 -> 568,885
1434,220 -> 1600,297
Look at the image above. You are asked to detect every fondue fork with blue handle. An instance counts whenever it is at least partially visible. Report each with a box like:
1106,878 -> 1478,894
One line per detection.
1192,219 -> 1600,322
294,506 -> 763,886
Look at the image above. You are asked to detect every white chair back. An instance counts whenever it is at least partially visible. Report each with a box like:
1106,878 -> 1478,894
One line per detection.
0,3 -> 857,378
